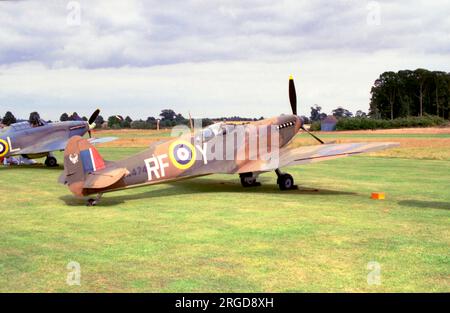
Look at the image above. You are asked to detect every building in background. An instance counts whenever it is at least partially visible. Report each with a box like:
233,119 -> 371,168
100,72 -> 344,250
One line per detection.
321,115 -> 338,131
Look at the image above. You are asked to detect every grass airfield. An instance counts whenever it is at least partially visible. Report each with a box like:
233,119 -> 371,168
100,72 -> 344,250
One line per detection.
0,128 -> 449,292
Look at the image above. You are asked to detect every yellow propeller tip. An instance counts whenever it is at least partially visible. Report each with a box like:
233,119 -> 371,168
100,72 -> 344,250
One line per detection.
289,75 -> 294,80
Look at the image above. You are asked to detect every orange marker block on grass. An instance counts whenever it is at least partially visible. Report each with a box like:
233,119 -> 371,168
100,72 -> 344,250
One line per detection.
371,192 -> 385,200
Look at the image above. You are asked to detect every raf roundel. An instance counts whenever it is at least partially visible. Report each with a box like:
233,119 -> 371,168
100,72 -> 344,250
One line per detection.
0,139 -> 9,157
169,140 -> 197,170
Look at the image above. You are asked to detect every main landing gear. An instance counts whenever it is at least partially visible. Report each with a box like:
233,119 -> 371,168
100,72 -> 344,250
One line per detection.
275,169 -> 297,190
87,193 -> 103,207
240,173 -> 261,187
44,155 -> 58,167
240,171 -> 297,190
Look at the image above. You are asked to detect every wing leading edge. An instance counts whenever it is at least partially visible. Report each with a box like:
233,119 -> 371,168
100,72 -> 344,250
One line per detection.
237,142 -> 400,173
19,136 -> 118,155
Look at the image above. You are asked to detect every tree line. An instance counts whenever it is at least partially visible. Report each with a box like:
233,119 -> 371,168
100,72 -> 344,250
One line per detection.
0,109 -> 263,129
369,68 -> 450,120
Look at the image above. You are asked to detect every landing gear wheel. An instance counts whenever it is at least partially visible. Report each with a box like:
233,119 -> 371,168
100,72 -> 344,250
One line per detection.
87,199 -> 97,207
87,193 -> 102,207
45,156 -> 58,167
240,173 -> 261,188
278,173 -> 295,190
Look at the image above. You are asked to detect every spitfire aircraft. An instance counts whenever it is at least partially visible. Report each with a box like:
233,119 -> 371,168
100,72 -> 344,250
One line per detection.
0,109 -> 114,167
59,77 -> 399,206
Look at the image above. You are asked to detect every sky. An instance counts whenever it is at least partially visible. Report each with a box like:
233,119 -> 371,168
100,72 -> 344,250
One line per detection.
0,0 -> 449,120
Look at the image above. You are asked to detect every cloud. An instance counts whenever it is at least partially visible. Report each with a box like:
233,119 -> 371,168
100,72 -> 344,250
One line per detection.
0,0 -> 449,68
0,0 -> 449,119
1,51 -> 449,120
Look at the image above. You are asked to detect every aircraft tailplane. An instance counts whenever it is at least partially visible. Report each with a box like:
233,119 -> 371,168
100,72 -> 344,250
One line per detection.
59,136 -> 107,197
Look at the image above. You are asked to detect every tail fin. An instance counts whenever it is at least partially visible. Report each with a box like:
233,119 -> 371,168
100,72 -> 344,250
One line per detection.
60,136 -> 106,197
60,136 -> 128,197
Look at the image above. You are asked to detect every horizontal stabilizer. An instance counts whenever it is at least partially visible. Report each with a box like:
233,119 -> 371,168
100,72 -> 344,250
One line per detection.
84,167 -> 129,189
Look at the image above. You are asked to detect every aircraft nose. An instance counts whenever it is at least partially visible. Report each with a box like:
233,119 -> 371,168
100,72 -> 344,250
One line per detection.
276,115 -> 301,132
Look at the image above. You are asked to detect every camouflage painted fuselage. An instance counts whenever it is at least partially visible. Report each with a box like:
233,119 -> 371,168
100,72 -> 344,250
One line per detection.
65,114 -> 302,197
119,115 -> 300,185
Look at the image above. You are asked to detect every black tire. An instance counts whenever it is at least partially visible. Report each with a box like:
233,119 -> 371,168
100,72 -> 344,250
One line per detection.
87,199 -> 97,207
45,156 -> 58,167
240,173 -> 261,187
278,174 -> 294,190
240,176 -> 255,187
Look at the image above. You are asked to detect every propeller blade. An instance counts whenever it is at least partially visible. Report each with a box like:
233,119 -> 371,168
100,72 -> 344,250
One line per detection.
289,75 -> 297,115
188,112 -> 194,130
88,109 -> 100,125
301,126 -> 324,144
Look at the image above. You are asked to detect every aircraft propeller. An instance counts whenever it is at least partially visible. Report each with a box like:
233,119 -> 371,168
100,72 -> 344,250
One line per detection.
87,109 -> 101,138
188,112 -> 194,131
289,75 -> 324,144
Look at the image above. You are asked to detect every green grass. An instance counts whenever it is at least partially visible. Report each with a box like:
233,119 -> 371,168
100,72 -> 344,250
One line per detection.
297,133 -> 450,139
0,147 -> 449,292
93,129 -> 172,139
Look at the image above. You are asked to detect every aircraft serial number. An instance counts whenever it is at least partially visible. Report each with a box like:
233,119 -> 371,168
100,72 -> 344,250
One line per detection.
126,166 -> 147,178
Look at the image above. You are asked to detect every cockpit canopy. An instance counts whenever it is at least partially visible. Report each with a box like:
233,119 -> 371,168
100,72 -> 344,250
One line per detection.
12,122 -> 34,131
198,122 -> 237,142
0,119 -> 47,134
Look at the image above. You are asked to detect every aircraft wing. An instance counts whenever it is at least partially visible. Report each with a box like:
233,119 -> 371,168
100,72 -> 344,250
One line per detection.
19,139 -> 67,155
19,137 -> 117,155
88,137 -> 118,145
236,142 -> 400,173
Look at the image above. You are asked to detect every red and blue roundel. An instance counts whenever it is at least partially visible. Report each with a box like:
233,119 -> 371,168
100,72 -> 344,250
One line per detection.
0,139 -> 9,158
169,140 -> 197,170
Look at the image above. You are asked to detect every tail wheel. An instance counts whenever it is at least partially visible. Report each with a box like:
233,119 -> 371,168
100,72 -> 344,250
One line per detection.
87,199 -> 97,207
45,156 -> 58,167
278,174 -> 294,190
